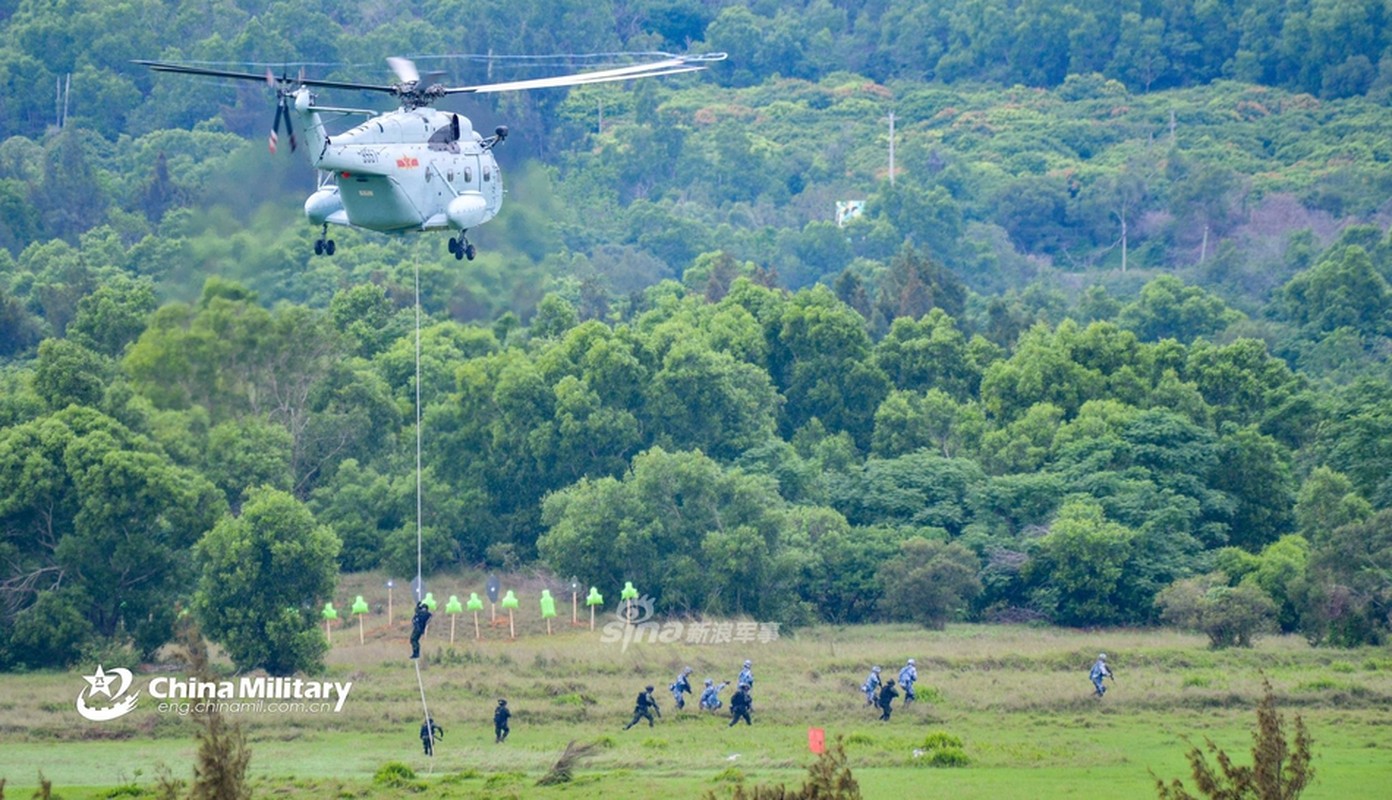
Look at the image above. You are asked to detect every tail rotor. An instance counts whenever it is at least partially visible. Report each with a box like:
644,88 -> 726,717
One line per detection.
266,67 -> 303,154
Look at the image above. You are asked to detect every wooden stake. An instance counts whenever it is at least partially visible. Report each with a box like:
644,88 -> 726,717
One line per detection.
508,609 -> 515,640
358,615 -> 364,645
473,611 -> 480,640
450,615 -> 457,644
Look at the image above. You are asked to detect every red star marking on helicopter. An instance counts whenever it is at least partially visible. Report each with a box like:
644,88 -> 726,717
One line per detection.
396,156 -> 419,168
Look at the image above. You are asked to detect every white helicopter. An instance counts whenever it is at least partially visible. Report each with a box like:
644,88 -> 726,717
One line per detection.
137,53 -> 725,260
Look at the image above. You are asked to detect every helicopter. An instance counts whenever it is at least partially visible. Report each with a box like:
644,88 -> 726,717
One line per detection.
136,53 -> 726,260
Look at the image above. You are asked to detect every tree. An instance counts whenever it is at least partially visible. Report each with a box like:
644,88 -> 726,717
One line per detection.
65,274 -> 158,357
0,283 -> 44,357
873,309 -> 979,400
1117,276 -> 1242,343
774,285 -> 890,450
538,447 -> 799,619
32,338 -> 112,410
1281,245 -> 1392,336
0,405 -> 225,659
1298,509 -> 1392,647
876,537 -> 982,629
194,487 -> 340,675
1156,573 -> 1277,648
647,339 -> 780,460
1210,427 -> 1296,552
3,586 -> 96,669
1293,467 -> 1372,542
30,128 -> 110,242
830,451 -> 985,536
203,418 -> 294,508
1026,498 -> 1138,626
871,388 -> 984,460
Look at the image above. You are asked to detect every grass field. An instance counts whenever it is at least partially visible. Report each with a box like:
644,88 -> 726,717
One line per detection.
3,579 -> 1390,799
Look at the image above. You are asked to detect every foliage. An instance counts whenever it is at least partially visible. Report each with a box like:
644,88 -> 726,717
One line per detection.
8,0 -> 1392,664
1297,509 -> 1392,647
705,737 -> 860,799
876,537 -> 982,629
538,447 -> 802,619
1026,498 -> 1140,626
1156,573 -> 1278,648
371,762 -> 420,790
1154,678 -> 1313,800
178,620 -> 252,800
193,487 -> 340,675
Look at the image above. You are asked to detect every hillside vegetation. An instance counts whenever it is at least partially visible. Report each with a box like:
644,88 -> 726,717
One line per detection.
2,0 -> 1392,671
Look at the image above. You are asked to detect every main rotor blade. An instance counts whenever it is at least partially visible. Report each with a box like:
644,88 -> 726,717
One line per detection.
440,53 -> 726,95
135,60 -> 394,94
136,52 -> 726,100
386,56 -> 420,85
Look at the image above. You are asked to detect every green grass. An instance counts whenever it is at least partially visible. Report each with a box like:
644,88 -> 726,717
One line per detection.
3,618 -> 1391,799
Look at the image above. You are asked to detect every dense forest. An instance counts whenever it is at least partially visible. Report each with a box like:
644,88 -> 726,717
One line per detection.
3,0 -> 1392,673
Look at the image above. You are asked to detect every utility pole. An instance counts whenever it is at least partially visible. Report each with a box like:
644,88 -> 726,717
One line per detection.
887,111 -> 896,186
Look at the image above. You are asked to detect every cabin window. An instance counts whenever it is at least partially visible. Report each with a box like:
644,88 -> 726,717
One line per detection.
483,168 -> 491,182
426,169 -> 432,182
448,171 -> 454,182
464,167 -> 473,182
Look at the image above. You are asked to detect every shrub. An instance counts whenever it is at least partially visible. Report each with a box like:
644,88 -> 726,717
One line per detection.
1156,573 -> 1277,648
1153,678 -> 1313,799
704,737 -> 861,799
927,748 -> 971,767
922,732 -> 964,750
372,762 -> 419,789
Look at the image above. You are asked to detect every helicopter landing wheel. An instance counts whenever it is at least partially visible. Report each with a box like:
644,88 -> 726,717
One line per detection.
325,239 -> 335,256
464,243 -> 476,261
314,239 -> 323,256
448,237 -> 459,254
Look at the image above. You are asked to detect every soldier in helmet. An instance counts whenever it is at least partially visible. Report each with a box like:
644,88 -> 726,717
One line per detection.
898,658 -> 918,705
623,685 -> 661,729
876,679 -> 899,722
862,665 -> 882,706
728,682 -> 753,727
419,716 -> 443,755
738,659 -> 754,688
494,699 -> 511,742
700,678 -> 729,711
670,666 -> 694,710
1090,653 -> 1113,697
409,600 -> 432,659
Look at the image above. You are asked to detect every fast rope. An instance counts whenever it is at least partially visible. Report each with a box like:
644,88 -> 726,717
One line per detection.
412,259 -> 436,772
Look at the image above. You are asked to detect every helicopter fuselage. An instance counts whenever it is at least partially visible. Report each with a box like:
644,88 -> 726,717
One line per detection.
298,97 -> 502,235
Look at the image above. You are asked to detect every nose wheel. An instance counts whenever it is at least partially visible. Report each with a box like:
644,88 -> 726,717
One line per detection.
448,235 -> 476,261
314,224 -> 335,256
